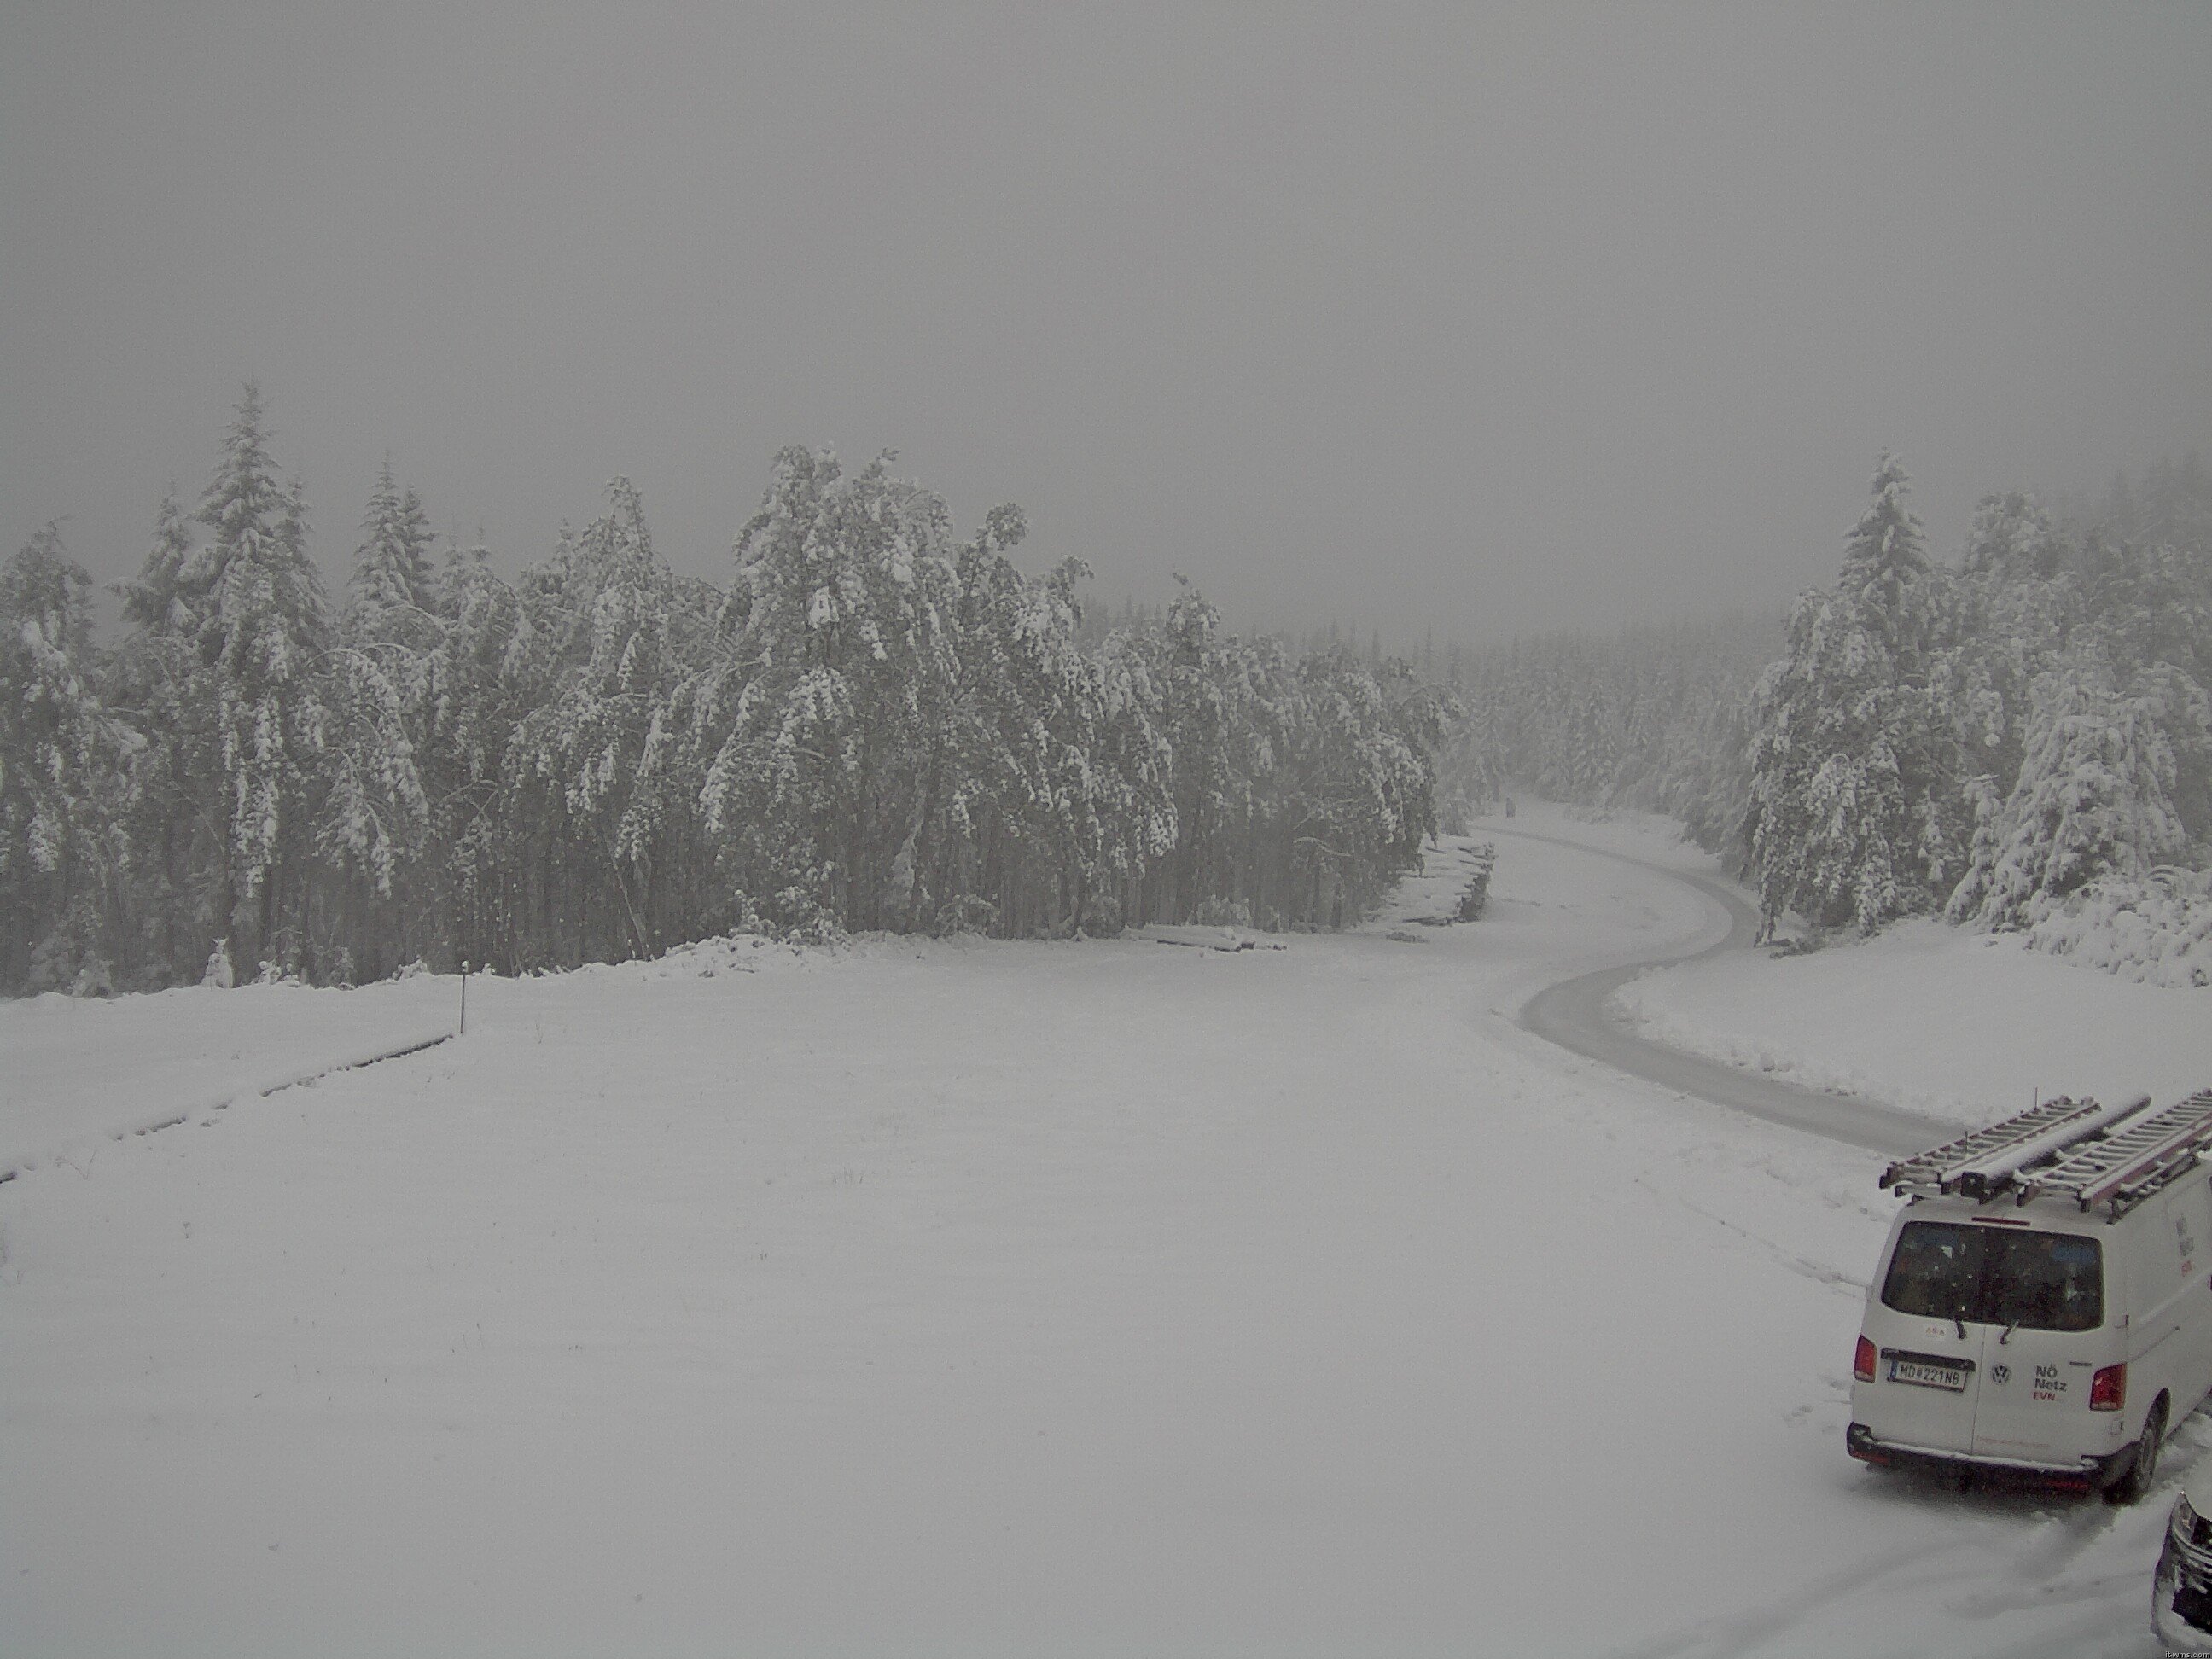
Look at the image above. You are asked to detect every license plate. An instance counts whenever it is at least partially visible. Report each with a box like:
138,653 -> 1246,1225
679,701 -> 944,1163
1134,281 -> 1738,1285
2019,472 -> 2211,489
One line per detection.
1889,1356 -> 1968,1392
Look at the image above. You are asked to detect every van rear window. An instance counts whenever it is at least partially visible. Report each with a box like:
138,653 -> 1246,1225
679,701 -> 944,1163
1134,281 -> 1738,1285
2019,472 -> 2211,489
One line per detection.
1880,1222 -> 2104,1333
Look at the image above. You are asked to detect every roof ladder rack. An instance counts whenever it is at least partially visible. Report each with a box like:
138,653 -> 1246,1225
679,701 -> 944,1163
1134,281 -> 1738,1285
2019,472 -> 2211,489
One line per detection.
1880,1094 -> 2146,1201
2019,1089 -> 2212,1218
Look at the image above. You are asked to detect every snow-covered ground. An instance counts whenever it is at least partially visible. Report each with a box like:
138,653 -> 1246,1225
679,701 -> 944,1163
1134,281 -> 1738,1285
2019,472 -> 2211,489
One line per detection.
2,976 -> 461,1179
0,820 -> 2197,1656
0,935 -> 809,1180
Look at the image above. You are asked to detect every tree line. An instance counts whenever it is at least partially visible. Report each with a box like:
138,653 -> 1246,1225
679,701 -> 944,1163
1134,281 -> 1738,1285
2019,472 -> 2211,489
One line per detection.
1432,451 -> 2211,961
1,388 -> 1446,994
1745,451 -> 2210,941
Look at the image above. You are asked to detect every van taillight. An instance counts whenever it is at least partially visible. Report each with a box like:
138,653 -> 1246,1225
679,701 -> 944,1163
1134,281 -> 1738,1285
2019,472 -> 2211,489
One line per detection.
1854,1336 -> 1877,1382
2090,1363 -> 2127,1412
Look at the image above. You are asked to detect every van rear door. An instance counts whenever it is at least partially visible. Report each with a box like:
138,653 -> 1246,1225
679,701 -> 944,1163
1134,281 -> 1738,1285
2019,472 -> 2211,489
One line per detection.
1965,1225 -> 2107,1464
1868,1219 -> 1991,1453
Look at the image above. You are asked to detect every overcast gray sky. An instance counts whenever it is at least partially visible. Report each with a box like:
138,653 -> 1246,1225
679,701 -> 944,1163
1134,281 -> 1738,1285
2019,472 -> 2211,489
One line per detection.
5,3 -> 2209,646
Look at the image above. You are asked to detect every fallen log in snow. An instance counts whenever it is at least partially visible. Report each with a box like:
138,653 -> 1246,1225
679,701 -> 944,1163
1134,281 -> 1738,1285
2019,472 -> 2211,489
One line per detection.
1134,925 -> 1287,952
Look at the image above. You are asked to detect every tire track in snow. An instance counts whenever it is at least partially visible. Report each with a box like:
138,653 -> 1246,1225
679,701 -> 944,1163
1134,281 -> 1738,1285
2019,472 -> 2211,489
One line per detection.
0,1027 -> 457,1185
1490,826 -> 1952,1157
1631,1175 -> 1866,1295
1615,1500 -> 2160,1659
1608,1534 -> 1958,1659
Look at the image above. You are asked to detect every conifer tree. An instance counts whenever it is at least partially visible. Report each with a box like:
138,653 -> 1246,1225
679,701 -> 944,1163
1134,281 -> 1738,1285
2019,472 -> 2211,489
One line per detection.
116,487 -> 201,636
1747,455 -> 1950,934
425,539 -> 532,968
346,460 -> 440,651
0,525 -> 129,989
191,385 -> 334,974
697,447 -> 963,934
509,479 -> 717,960
108,487 -> 225,981
1963,642 -> 2194,929
315,463 -> 449,973
1838,450 -> 1930,612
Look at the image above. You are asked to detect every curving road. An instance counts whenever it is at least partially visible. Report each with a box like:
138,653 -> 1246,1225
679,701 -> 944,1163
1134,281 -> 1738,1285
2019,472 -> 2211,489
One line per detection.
1488,825 -> 1953,1158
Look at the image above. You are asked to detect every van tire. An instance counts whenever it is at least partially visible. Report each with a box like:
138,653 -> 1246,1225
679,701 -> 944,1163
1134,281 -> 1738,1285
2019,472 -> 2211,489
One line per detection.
2106,1394 -> 2169,1505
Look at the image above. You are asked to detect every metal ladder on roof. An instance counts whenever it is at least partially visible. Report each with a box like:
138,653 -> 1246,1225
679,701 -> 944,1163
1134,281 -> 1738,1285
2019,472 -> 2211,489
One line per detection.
1880,1094 -> 2145,1200
2021,1088 -> 2212,1217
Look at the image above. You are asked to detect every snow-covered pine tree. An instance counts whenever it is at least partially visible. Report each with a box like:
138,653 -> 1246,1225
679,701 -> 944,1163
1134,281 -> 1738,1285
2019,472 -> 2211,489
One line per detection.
1133,582 -> 1244,923
1941,471 -> 2211,932
1747,455 -> 1953,935
1930,492 -> 2076,919
1081,624 -> 1179,928
938,517 -> 1173,935
424,539 -> 532,969
346,461 -> 441,653
316,643 -> 430,976
1746,612 -> 1905,936
1666,681 -> 1758,856
1965,640 -> 2196,930
115,486 -> 201,637
0,525 -> 131,991
910,503 -> 1050,932
1115,585 -> 1438,930
1278,645 -> 1441,926
190,385 -> 335,975
107,486 -> 225,982
321,463 -> 445,974
1837,449 -> 1932,646
1958,491 -> 2063,585
2087,536 -> 2212,700
697,448 -> 964,934
508,480 -> 719,963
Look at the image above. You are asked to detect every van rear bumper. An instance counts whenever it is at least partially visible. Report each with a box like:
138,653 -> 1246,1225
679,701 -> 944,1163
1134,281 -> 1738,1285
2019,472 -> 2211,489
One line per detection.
1845,1422 -> 2134,1492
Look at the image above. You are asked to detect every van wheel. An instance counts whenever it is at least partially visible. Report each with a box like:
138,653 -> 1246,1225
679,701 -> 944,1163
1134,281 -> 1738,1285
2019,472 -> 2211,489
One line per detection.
2107,1395 -> 2169,1505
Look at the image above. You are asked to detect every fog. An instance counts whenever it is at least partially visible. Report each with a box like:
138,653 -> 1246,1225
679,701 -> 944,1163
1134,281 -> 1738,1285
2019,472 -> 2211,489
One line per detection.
4,2 -> 2208,644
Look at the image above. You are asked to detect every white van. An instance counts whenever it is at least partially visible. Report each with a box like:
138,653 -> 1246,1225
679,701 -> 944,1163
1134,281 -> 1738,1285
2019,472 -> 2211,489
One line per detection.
1848,1089 -> 2212,1501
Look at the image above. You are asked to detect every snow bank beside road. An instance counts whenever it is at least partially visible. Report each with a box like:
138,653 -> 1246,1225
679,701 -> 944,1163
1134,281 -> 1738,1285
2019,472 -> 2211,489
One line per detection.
2022,868 -> 2212,988
1618,914 -> 2212,1129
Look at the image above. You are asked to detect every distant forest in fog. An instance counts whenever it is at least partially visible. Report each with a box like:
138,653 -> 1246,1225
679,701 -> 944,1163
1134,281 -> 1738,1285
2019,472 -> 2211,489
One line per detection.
3,388 -> 2208,993
1452,453 -> 2212,982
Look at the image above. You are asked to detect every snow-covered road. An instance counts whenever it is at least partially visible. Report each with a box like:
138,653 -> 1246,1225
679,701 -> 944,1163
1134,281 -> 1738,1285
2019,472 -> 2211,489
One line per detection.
0,822 -> 2191,1656
1491,826 -> 1953,1156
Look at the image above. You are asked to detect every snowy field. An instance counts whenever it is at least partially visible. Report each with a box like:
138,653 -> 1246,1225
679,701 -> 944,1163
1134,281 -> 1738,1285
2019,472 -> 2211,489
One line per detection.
2,820 -> 2203,1656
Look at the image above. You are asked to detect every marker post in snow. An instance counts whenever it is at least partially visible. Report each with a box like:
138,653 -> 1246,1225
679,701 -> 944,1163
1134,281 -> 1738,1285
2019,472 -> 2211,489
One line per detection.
460,960 -> 469,1036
